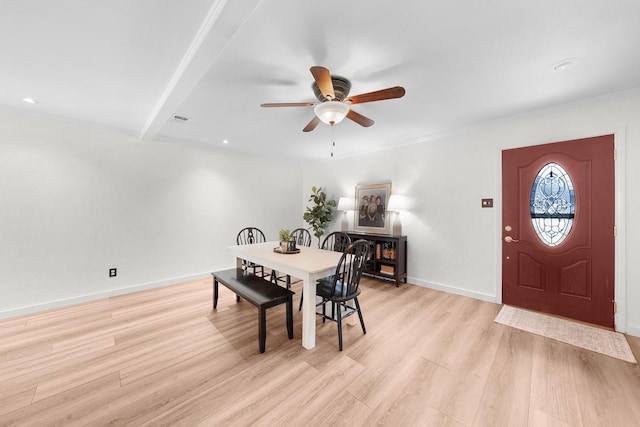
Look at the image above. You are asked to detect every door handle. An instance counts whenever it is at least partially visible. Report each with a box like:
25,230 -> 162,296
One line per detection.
504,236 -> 520,243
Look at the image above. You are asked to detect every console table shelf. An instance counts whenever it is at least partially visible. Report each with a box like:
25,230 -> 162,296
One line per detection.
347,233 -> 407,287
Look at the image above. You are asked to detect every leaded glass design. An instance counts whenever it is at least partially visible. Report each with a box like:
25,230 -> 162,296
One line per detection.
530,162 -> 575,246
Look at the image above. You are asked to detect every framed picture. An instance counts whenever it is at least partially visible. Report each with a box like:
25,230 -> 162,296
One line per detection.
354,182 -> 392,234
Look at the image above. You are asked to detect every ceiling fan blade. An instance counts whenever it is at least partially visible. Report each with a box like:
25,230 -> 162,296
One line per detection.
346,86 -> 406,105
302,116 -> 321,132
346,109 -> 374,127
260,102 -> 315,108
310,66 -> 335,100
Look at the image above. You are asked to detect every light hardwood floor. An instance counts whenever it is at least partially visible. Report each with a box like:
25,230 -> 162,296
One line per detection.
1,276 -> 640,426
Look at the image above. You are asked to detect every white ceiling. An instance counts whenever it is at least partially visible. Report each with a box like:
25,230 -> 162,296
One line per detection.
3,0 -> 640,160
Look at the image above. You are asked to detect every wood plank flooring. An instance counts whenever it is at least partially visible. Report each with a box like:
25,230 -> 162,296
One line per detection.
1,276 -> 640,426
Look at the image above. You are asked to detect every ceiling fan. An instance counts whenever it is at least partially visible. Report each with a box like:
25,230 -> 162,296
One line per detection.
260,66 -> 406,132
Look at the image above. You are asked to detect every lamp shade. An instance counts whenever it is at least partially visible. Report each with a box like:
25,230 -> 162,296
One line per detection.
314,101 -> 350,125
387,194 -> 406,212
337,197 -> 355,211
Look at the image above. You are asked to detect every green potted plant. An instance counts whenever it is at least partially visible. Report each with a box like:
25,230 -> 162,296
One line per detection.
303,186 -> 336,247
278,229 -> 291,251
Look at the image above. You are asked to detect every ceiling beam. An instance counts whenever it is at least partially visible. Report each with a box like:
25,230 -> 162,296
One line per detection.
139,0 -> 263,141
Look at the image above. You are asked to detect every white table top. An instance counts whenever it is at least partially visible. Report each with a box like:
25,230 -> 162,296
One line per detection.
228,241 -> 343,278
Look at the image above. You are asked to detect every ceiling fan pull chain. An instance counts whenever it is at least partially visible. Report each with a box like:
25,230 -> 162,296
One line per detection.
330,125 -> 335,157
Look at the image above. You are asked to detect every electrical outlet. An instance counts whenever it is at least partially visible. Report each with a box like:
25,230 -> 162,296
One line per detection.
109,268 -> 117,277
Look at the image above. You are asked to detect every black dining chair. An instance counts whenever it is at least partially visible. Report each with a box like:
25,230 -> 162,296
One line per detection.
272,228 -> 313,289
298,231 -> 352,310
315,239 -> 369,351
236,227 -> 269,279
291,228 -> 312,248
321,231 -> 352,253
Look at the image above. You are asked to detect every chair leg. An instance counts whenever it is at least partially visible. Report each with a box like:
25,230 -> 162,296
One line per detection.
322,298 -> 327,323
298,292 -> 303,311
354,297 -> 366,334
336,302 -> 343,351
251,264 -> 266,279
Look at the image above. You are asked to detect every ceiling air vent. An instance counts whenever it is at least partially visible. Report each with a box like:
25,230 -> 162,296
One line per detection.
169,114 -> 190,123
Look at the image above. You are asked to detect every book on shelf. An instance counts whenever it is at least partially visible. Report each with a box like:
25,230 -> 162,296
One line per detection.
375,243 -> 397,260
380,265 -> 395,274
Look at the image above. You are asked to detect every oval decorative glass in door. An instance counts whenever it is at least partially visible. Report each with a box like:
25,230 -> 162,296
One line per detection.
529,162 -> 575,246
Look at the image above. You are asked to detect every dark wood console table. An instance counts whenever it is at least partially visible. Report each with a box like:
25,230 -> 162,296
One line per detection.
347,233 -> 407,287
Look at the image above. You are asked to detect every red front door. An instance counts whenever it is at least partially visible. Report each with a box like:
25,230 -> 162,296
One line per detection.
502,135 -> 615,328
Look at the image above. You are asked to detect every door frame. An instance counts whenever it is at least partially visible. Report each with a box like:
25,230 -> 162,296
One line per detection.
495,129 -> 627,332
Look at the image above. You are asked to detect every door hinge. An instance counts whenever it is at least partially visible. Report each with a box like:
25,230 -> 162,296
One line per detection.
613,300 -> 617,313
614,225 -> 617,237
614,149 -> 617,161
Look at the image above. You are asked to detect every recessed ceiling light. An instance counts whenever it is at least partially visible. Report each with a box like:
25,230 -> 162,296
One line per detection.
549,58 -> 579,72
222,139 -> 229,144
22,97 -> 38,104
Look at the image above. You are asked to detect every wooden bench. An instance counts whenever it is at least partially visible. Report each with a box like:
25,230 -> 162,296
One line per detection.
211,268 -> 294,353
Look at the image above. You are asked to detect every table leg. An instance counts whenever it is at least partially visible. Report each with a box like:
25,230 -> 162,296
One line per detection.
346,314 -> 357,326
301,273 -> 316,349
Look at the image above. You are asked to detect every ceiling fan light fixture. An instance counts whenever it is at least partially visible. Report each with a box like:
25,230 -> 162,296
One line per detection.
314,100 -> 349,125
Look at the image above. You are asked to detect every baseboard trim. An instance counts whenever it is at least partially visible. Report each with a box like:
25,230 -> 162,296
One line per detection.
0,272 -> 211,320
408,276 -> 497,304
625,325 -> 640,338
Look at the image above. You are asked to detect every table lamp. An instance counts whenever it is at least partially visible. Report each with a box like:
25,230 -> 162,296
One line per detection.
387,195 -> 406,236
337,197 -> 355,231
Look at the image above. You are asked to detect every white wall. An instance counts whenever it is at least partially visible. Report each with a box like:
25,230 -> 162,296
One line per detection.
3,89 -> 639,336
303,88 -> 640,336
0,109 -> 302,317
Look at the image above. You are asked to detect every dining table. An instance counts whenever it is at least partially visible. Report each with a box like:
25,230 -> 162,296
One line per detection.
228,241 -> 345,349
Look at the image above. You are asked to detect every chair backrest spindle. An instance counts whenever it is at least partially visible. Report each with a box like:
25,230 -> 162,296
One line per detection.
329,239 -> 369,298
237,227 -> 266,245
321,231 -> 352,252
290,228 -> 312,247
